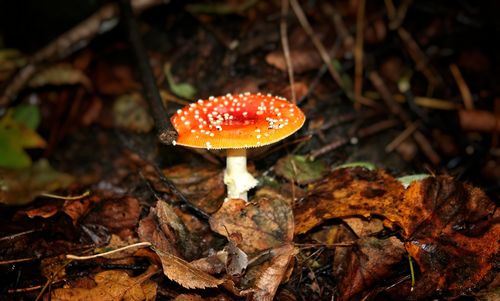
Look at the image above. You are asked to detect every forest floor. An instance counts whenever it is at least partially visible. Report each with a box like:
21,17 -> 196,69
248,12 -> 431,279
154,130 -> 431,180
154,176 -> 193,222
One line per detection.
0,0 -> 499,300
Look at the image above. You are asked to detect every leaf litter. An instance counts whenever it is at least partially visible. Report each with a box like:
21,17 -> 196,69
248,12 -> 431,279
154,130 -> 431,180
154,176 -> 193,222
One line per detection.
0,1 -> 499,300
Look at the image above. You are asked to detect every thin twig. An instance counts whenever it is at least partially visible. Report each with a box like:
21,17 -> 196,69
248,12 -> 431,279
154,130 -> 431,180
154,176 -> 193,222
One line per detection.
0,229 -> 37,242
289,0 -> 348,96
450,64 -> 474,110
0,257 -> 36,265
397,28 -> 441,94
354,0 -> 366,110
369,71 -> 441,164
66,241 -> 152,260
322,3 -> 354,53
280,0 -> 296,103
385,122 -> 418,152
41,190 -> 90,200
388,0 -> 413,30
309,119 -> 398,160
118,0 -> 177,145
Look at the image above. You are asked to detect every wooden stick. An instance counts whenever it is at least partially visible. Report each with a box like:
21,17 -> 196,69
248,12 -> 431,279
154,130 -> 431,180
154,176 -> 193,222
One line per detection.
118,0 -> 177,144
450,64 -> 474,110
354,0 -> 366,110
290,0 -> 348,95
280,0 -> 296,103
385,122 -> 418,152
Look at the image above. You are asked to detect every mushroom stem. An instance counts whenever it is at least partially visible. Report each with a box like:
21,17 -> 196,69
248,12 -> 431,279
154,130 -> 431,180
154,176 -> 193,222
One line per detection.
224,148 -> 258,201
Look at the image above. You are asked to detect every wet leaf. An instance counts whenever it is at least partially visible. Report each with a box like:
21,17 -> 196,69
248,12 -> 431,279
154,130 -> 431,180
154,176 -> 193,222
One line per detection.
12,104 -> 41,129
113,93 -> 154,133
294,167 -> 404,235
0,159 -> 73,205
155,249 -> 224,289
48,266 -> 158,301
275,155 -> 326,185
210,190 -> 294,254
29,63 -> 92,90
0,105 -> 46,169
164,63 -> 196,99
403,176 -> 499,298
295,167 -> 499,298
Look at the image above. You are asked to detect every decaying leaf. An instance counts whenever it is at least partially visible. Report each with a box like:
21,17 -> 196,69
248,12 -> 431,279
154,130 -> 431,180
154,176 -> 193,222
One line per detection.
84,197 -> 141,238
210,190 -> 294,253
225,240 -> 249,277
28,63 -> 92,90
266,49 -> 322,73
0,104 -> 46,169
164,63 -> 197,99
334,236 -> 406,301
294,167 -> 499,298
155,249 -> 224,289
48,266 -> 158,301
274,155 -> 326,185
294,167 -> 404,235
162,164 -> 225,214
403,176 -> 499,299
112,93 -> 155,133
241,243 -> 298,301
0,48 -> 26,80
154,200 -> 199,260
0,159 -> 73,205
138,210 -> 179,256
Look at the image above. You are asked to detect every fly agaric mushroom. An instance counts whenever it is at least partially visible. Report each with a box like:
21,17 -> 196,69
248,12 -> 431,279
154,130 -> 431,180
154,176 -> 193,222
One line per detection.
170,92 -> 305,201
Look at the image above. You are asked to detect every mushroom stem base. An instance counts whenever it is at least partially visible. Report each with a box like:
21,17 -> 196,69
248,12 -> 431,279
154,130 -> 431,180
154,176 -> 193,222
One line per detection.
224,149 -> 258,201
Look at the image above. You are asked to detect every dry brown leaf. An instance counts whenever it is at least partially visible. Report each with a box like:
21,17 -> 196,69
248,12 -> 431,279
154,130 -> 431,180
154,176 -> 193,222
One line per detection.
173,294 -> 205,301
189,250 -> 228,275
266,49 -> 322,74
156,249 -> 224,289
84,196 -> 141,238
138,211 -> 179,256
48,266 -> 158,301
225,241 -> 249,277
154,200 -> 198,259
24,203 -> 59,218
162,164 -> 225,214
210,190 -> 294,254
241,243 -> 298,301
63,195 -> 101,224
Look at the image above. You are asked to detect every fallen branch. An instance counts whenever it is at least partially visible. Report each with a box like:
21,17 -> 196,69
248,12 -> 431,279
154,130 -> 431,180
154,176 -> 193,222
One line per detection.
0,0 -> 164,108
459,109 -> 500,132
118,0 -> 177,144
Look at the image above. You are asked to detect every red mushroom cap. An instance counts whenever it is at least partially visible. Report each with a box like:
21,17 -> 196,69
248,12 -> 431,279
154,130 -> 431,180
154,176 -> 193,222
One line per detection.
170,92 -> 305,149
